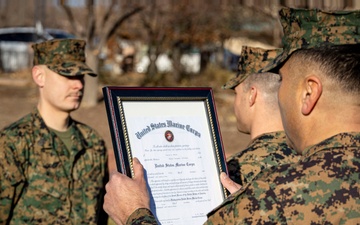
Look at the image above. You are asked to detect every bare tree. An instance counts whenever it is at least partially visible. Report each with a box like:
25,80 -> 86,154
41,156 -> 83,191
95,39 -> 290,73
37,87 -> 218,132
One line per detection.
130,0 -> 281,84
58,0 -> 144,106
135,0 -> 239,84
138,0 -> 168,82
0,0 -> 35,27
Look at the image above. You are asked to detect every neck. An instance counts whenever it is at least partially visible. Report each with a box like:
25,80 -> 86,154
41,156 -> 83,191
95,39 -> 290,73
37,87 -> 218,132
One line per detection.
294,107 -> 360,153
250,109 -> 284,140
37,102 -> 71,132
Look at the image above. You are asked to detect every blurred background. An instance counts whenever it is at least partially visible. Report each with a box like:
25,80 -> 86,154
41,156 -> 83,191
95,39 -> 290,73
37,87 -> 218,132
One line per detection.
1,0 -> 359,171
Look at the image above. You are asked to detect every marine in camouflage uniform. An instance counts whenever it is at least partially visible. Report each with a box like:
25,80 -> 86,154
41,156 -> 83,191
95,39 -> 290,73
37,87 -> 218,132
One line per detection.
116,36 -> 301,225
206,7 -> 360,224
223,46 -> 299,187
116,7 -> 360,225
0,110 -> 108,224
226,131 -> 297,186
0,39 -> 108,224
206,133 -> 360,224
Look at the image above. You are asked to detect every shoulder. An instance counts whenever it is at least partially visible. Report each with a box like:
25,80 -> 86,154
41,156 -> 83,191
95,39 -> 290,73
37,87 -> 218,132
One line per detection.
254,131 -> 287,143
73,120 -> 103,140
206,180 -> 286,224
1,112 -> 34,138
251,148 -> 359,222
0,112 -> 36,163
240,131 -> 293,157
72,119 -> 107,151
304,132 -> 360,165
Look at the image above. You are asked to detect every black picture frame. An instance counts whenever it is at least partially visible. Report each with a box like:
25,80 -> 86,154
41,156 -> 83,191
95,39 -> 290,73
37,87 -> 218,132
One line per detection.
103,86 -> 228,224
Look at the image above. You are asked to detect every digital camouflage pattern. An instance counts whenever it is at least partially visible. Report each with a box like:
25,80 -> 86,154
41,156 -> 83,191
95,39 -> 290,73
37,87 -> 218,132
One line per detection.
226,131 -> 299,187
222,46 -> 282,89
0,108 -> 108,224
124,132 -> 360,225
121,137 -> 360,225
261,7 -> 360,72
126,208 -> 158,225
32,39 -> 97,77
206,132 -> 360,224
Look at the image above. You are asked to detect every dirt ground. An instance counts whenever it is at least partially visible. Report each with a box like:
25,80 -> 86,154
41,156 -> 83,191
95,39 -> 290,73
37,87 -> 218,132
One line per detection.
0,71 -> 251,172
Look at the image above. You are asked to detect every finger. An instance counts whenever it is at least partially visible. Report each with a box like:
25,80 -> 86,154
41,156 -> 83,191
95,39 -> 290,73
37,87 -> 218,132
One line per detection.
220,172 -> 242,194
132,157 -> 145,181
106,172 -> 123,193
109,170 -> 121,178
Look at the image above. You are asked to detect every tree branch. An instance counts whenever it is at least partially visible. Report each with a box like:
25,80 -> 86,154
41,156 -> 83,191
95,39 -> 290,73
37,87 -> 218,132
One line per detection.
101,0 -> 117,27
108,6 -> 144,39
59,0 -> 78,36
96,6 -> 144,52
85,0 -> 96,47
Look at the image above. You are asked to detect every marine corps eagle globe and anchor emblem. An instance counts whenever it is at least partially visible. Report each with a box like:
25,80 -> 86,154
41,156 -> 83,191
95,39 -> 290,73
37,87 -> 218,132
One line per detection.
164,130 -> 174,142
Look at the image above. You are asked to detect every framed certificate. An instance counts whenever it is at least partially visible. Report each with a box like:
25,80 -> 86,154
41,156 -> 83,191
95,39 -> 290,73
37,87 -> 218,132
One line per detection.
103,86 -> 228,225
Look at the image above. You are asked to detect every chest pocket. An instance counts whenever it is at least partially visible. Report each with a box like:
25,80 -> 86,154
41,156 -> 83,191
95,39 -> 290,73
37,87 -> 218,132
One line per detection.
12,144 -> 70,222
26,142 -> 69,201
71,127 -> 105,188
72,149 -> 103,190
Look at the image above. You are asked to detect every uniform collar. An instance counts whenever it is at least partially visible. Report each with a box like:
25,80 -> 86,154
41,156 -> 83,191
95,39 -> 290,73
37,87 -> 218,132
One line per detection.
302,132 -> 360,158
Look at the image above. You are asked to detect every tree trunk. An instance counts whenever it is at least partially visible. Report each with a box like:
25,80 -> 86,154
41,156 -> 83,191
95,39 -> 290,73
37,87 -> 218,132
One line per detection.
200,50 -> 211,72
171,47 -> 183,82
147,59 -> 157,78
143,45 -> 159,85
81,50 -> 99,108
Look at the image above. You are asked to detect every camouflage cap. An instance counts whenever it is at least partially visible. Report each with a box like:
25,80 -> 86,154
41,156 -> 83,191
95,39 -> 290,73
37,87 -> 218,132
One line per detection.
222,46 -> 283,89
32,39 -> 96,77
261,7 -> 360,72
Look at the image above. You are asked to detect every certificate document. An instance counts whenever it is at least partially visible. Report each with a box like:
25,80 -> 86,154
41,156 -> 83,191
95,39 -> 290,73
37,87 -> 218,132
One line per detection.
103,87 -> 228,225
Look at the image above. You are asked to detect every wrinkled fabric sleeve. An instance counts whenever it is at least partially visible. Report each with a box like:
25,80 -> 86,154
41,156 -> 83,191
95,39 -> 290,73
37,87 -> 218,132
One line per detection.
0,133 -> 26,224
76,123 -> 110,224
126,208 -> 159,225
205,178 -> 286,225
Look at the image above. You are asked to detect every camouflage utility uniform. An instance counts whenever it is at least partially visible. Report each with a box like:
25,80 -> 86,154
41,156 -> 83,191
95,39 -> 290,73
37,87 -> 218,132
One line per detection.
227,131 -> 299,186
123,133 -> 360,225
203,7 -> 357,225
0,109 -> 108,224
206,132 -> 360,224
224,47 -> 299,187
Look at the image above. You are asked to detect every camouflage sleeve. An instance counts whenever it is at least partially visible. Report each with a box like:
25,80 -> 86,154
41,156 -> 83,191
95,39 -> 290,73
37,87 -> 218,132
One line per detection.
0,132 -> 27,224
205,179 -> 287,224
76,123 -> 110,224
126,208 -> 159,225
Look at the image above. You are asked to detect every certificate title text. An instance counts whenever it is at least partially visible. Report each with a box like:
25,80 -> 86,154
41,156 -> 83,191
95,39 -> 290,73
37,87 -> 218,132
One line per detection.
136,120 -> 201,139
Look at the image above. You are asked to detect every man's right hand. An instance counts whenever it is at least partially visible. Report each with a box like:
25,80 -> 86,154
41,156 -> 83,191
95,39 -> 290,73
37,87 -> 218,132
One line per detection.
103,157 -> 150,225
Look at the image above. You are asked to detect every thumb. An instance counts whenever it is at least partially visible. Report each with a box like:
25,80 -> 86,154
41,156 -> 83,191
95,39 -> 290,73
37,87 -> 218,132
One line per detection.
220,172 -> 242,194
132,157 -> 145,181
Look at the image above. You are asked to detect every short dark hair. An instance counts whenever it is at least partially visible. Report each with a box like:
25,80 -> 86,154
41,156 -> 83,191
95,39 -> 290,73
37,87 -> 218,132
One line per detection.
291,44 -> 360,95
242,72 -> 281,109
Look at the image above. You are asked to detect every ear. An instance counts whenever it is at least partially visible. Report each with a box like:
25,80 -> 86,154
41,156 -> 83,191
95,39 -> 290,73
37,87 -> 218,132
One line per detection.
32,65 -> 45,87
249,87 -> 257,107
301,75 -> 322,115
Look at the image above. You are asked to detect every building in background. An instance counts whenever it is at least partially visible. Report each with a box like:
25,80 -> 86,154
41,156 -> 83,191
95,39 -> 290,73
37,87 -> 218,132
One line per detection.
0,26 -> 75,72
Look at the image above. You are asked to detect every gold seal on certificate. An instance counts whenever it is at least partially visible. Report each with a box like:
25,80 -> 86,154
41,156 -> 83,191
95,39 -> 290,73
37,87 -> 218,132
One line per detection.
165,130 -> 174,142
103,86 -> 228,225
